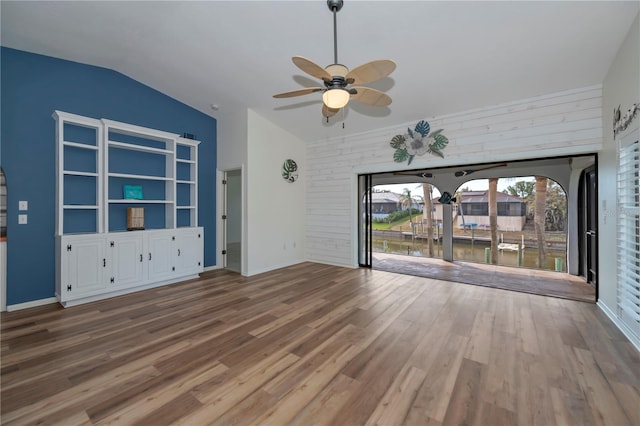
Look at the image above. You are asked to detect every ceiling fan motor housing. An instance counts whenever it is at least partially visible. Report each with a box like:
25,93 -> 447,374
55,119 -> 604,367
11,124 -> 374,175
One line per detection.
327,0 -> 344,12
324,76 -> 347,90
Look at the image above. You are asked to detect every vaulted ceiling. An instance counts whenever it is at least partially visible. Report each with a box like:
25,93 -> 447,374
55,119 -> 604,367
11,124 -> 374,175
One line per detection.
2,1 -> 638,142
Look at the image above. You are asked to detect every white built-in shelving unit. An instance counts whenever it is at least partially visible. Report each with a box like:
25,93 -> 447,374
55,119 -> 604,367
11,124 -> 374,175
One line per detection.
53,111 -> 203,307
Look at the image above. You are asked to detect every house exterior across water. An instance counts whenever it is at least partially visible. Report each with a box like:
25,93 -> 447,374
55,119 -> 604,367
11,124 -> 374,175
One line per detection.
430,191 -> 528,232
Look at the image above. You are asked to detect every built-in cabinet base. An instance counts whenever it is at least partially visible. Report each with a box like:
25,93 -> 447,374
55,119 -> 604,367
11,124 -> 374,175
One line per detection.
56,227 -> 203,307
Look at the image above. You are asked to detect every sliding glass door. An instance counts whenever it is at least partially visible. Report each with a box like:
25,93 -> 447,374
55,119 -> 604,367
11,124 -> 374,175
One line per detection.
358,174 -> 373,268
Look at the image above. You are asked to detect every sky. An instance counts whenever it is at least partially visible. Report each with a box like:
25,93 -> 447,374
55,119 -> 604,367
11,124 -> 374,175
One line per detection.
374,177 -> 536,198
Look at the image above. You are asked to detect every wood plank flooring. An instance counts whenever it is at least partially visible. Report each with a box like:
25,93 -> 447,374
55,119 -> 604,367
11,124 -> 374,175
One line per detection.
1,262 -> 638,425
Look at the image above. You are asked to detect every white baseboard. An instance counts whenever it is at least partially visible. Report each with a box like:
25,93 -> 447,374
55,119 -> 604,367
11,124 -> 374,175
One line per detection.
597,301 -> 640,353
246,258 -> 306,277
7,297 -> 58,312
305,258 -> 356,269
203,265 -> 222,272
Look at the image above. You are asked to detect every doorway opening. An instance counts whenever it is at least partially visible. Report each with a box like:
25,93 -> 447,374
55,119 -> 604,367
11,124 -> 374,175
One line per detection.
578,166 -> 597,289
359,155 -> 597,302
223,169 -> 241,273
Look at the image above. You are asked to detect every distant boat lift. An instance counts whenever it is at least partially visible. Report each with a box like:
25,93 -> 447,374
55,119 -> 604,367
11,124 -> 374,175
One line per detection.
498,234 -> 525,251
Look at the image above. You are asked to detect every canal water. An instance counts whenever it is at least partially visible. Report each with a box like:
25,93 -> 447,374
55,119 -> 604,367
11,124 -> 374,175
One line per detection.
373,236 -> 567,272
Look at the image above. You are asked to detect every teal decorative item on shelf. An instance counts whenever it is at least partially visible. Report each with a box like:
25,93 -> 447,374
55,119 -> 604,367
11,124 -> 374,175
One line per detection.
123,185 -> 143,200
390,120 -> 449,165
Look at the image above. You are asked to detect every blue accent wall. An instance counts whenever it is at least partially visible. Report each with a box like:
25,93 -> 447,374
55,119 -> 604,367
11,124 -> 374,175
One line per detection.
1,47 -> 217,305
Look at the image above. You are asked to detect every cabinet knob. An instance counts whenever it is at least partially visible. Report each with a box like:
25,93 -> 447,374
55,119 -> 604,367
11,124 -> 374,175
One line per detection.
140,254 -> 143,262
178,249 -> 181,256
149,253 -> 152,261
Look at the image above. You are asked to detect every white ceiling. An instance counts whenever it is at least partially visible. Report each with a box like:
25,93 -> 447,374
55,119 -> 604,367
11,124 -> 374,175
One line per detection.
1,1 -> 638,142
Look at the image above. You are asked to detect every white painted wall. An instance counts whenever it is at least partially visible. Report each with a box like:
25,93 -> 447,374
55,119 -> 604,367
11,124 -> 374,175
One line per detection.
216,101 -> 249,272
217,101 -> 248,170
599,12 -> 639,349
246,109 -> 306,275
307,86 -> 603,267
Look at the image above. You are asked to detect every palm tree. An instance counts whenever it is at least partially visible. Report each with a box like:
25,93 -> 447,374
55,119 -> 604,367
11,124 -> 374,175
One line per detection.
422,183 -> 434,256
399,188 -> 417,235
535,176 -> 548,268
488,178 -> 498,264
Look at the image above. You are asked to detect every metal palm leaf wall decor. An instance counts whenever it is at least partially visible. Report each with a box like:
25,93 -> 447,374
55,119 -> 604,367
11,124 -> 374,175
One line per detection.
390,120 -> 449,165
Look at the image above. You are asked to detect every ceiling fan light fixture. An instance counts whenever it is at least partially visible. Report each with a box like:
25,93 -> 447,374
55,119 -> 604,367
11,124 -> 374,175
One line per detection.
322,88 -> 350,109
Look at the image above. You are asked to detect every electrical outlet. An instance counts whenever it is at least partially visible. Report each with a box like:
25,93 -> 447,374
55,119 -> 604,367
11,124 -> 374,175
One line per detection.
18,214 -> 28,224
19,200 -> 28,211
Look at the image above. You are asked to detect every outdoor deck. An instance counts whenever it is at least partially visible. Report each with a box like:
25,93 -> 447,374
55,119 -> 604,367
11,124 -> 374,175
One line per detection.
372,252 -> 595,303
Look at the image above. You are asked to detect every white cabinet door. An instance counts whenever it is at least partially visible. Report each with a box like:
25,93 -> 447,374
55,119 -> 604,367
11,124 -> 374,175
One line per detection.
147,231 -> 176,281
176,227 -> 204,275
60,235 -> 108,300
110,233 -> 144,288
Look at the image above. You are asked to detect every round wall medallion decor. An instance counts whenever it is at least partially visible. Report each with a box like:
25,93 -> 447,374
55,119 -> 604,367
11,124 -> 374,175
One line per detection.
282,159 -> 298,183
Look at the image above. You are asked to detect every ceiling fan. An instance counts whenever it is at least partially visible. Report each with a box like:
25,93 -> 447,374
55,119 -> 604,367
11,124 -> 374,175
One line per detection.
273,0 -> 396,119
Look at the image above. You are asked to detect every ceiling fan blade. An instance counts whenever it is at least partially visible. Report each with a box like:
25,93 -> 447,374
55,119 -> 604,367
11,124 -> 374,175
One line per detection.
350,87 -> 392,106
346,60 -> 396,85
292,56 -> 332,81
454,163 -> 508,177
273,87 -> 323,99
322,104 -> 339,118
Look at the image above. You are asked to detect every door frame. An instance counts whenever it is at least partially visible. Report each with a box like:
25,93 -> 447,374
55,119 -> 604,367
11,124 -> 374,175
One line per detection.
578,165 -> 598,297
217,167 -> 244,274
358,174 -> 373,268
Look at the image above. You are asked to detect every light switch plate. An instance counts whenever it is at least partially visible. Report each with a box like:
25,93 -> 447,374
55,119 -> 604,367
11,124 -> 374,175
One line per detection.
19,200 -> 28,211
18,214 -> 28,224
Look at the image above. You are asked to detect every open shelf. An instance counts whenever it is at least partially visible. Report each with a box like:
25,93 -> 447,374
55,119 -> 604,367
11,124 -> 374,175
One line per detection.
108,140 -> 172,155
56,111 -> 200,235
63,205 -> 98,209
108,172 -> 172,181
64,171 -> 99,177
108,199 -> 174,204
63,141 -> 99,150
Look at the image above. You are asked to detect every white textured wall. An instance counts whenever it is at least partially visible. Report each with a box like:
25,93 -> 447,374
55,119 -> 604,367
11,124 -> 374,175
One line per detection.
216,102 -> 249,272
247,109 -> 306,275
600,12 -> 639,348
217,101 -> 248,170
307,85 -> 603,267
